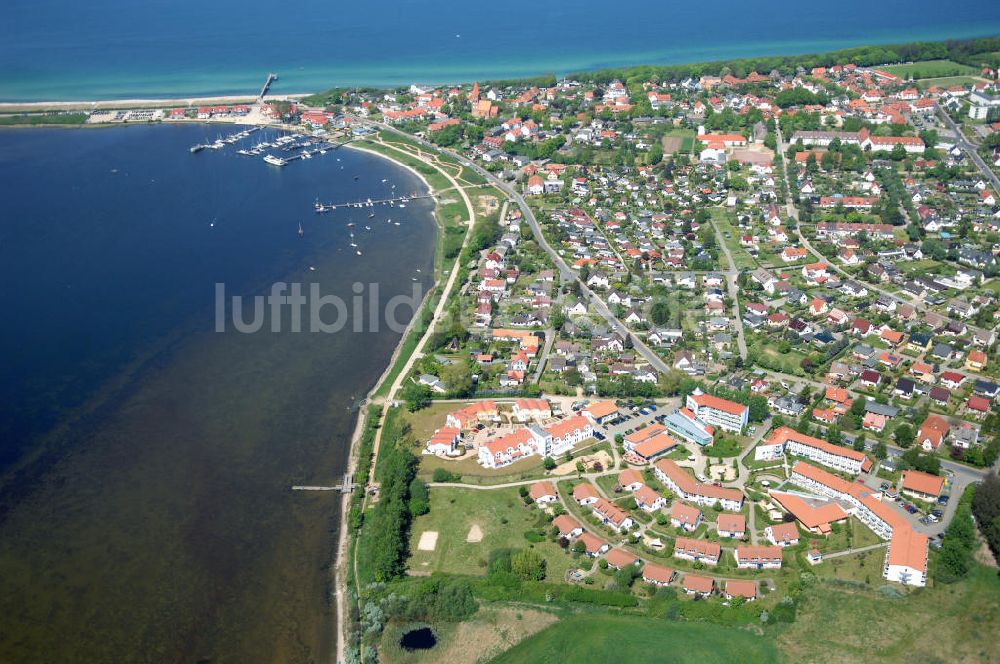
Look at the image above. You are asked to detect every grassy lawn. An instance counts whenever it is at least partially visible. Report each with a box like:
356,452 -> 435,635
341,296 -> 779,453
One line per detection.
918,75 -> 985,88
418,452 -> 545,484
711,209 -> 758,270
406,487 -> 576,581
757,344 -> 807,374
881,59 -> 978,79
490,613 -> 779,664
779,564 -> 1000,663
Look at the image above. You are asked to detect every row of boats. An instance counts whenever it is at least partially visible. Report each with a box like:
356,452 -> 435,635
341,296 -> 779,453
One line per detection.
314,196 -> 413,213
189,127 -> 261,153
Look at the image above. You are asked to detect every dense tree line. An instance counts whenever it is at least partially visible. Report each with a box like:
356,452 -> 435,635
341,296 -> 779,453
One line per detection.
364,442 -> 421,582
568,37 -> 1000,85
971,473 -> 1000,567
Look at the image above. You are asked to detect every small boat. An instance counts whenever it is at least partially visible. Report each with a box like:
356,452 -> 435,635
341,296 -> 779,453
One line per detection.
309,266 -> 316,271
398,204 -> 406,208
368,212 -> 375,219
350,242 -> 357,248
393,222 -> 400,226
347,222 -> 355,227
381,179 -> 387,183
365,225 -> 371,230
298,223 -> 305,237
353,175 -> 359,181
264,154 -> 287,166
356,250 -> 362,256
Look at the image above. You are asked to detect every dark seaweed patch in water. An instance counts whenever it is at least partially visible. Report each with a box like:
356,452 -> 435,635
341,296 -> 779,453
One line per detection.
399,627 -> 436,650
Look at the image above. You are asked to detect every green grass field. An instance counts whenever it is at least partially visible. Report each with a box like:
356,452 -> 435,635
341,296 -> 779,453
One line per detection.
881,59 -> 978,79
489,614 -> 779,664
779,565 -> 1000,663
406,487 -> 577,581
919,75 -> 985,88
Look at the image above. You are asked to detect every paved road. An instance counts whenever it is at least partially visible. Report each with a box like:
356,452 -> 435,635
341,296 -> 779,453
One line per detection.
363,119 -> 672,375
775,120 -> 975,327
936,107 -> 1000,194
708,215 -> 749,361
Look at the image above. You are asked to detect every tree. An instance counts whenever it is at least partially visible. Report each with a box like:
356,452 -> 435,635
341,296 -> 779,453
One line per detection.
853,433 -> 866,452
650,300 -> 671,327
894,424 -> 914,448
408,478 -> 430,516
543,457 -> 556,470
511,549 -> 547,581
874,441 -> 888,460
401,381 -> 432,412
442,360 -> 474,398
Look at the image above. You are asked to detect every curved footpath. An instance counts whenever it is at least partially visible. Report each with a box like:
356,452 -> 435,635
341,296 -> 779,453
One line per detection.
333,136 -> 478,664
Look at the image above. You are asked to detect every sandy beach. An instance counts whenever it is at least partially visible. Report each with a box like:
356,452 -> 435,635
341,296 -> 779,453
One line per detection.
0,93 -> 314,114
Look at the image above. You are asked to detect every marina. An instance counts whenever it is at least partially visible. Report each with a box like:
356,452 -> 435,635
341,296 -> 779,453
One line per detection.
191,124 -> 353,167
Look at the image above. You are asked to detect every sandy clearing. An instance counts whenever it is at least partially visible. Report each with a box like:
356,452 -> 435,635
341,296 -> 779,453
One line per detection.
417,530 -> 439,551
552,450 -> 612,476
466,524 -> 484,543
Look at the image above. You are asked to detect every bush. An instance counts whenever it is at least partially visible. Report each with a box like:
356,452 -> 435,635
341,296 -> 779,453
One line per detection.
432,467 -> 460,483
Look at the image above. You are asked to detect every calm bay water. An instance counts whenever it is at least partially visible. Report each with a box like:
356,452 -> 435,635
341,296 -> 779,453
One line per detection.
0,125 -> 435,662
3,0 -> 1000,101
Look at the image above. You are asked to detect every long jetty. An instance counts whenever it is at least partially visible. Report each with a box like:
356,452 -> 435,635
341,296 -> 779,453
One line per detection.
258,73 -> 278,100
314,193 -> 435,212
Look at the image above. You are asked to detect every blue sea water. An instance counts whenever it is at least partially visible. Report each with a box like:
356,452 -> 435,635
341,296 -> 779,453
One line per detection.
3,0 -> 1000,101
0,125 -> 436,661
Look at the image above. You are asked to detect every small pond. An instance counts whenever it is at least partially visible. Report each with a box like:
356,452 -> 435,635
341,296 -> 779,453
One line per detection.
399,627 -> 437,651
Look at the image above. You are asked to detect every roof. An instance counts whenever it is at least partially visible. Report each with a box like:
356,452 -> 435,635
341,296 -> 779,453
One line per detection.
671,502 -> 702,525
683,574 -> 715,593
642,562 -> 675,584
515,398 -> 551,412
618,469 -> 644,487
767,521 -> 800,542
593,498 -> 631,526
770,491 -> 849,530
717,513 -> 746,533
634,433 -> 678,459
654,459 -> 744,504
624,423 -> 667,444
689,391 -> 748,417
553,514 -> 582,536
545,415 -> 592,440
529,481 -> 557,501
635,484 -> 663,507
725,579 -> 757,599
735,545 -> 783,562
901,470 -> 945,497
675,536 -> 721,558
573,483 -> 599,501
606,548 -> 639,568
578,532 -> 608,554
886,527 -> 929,573
765,426 -> 869,464
583,400 -> 619,419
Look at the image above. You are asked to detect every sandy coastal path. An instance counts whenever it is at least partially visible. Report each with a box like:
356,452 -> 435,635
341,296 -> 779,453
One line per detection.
333,135 -> 478,664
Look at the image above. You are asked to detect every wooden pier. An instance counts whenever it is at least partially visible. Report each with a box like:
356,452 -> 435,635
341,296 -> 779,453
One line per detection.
314,193 -> 435,212
258,73 -> 278,100
291,472 -> 357,494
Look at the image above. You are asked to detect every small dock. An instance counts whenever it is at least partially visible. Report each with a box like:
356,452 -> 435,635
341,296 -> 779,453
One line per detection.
259,73 -> 278,100
314,193 -> 435,212
291,472 -> 357,494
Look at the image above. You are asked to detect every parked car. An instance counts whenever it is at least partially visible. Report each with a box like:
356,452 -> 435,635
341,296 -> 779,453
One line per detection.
594,432 -> 606,441
647,404 -> 658,412
938,495 -> 950,505
906,506 -> 919,514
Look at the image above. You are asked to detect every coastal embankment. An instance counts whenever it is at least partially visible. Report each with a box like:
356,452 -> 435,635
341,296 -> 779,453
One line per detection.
332,134 -> 479,664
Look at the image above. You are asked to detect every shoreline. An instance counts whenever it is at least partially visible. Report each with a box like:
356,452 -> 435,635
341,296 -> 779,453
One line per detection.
0,94 -> 313,114
331,139 -> 442,664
